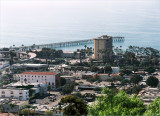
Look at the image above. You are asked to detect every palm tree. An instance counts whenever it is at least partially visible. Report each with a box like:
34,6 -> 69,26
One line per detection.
9,50 -> 16,65
31,44 -> 36,50
84,45 -> 87,49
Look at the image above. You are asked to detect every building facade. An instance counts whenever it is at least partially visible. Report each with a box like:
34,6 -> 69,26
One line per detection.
18,72 -> 60,88
94,35 -> 113,60
0,89 -> 29,100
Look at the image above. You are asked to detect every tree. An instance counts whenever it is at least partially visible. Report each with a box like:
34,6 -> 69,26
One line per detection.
121,79 -> 130,89
20,108 -> 32,115
145,67 -> 155,74
104,65 -> 112,73
130,75 -> 143,85
5,68 -> 10,73
90,65 -> 99,72
48,85 -> 51,95
60,95 -> 87,115
60,78 -> 66,86
120,69 -> 132,75
132,85 -> 142,94
88,87 -> 145,116
144,97 -> 160,116
146,76 -> 159,87
31,106 -> 37,112
45,110 -> 53,116
9,50 -> 16,65
62,84 -> 74,94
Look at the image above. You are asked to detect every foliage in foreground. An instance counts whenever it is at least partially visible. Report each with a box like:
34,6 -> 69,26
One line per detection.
144,97 -> 160,116
88,87 -> 146,116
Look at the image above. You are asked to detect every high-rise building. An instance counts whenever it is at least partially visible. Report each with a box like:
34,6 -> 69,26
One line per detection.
94,35 -> 113,60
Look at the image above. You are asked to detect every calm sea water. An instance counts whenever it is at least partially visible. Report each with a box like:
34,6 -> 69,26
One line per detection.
0,0 -> 160,51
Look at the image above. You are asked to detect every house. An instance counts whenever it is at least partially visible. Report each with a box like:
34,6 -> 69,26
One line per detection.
18,72 -> 61,89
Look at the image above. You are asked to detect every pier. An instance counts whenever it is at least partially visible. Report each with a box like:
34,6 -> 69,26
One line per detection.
14,36 -> 124,51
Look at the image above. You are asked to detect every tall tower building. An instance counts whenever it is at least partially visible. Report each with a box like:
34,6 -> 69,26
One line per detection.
94,35 -> 113,60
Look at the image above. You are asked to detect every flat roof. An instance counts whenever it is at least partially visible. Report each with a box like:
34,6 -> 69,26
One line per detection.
21,72 -> 56,75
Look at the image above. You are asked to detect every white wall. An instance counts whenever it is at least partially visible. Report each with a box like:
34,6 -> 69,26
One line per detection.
0,89 -> 29,100
19,74 -> 56,88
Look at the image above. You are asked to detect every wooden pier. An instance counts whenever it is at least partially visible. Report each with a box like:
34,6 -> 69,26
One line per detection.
14,36 -> 124,51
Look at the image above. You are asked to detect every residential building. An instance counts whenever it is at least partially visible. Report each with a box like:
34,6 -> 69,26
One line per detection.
18,72 -> 60,88
7,82 -> 47,96
94,35 -> 113,60
0,88 -> 29,100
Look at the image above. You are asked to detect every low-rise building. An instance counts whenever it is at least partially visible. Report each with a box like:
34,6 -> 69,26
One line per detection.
111,67 -> 120,74
60,76 -> 75,84
18,72 -> 60,89
0,88 -> 29,100
7,82 -> 47,96
62,51 -> 79,58
0,98 -> 28,113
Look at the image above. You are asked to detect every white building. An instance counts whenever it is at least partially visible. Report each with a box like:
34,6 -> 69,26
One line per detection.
18,72 -> 60,88
0,88 -> 29,100
111,67 -> 120,74
7,82 -> 47,96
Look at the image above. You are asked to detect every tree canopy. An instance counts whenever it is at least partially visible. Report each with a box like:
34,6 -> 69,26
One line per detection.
60,95 -> 87,115
88,87 -> 145,116
144,97 -> 160,116
146,76 -> 159,87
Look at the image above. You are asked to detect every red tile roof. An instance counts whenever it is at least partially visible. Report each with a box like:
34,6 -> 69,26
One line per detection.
21,72 -> 56,75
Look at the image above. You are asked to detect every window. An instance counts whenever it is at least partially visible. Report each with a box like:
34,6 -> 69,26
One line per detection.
19,96 -> 23,100
10,91 -> 14,94
2,95 -> 5,97
37,80 -> 38,82
19,90 -> 22,94
1,91 -> 5,94
21,75 -> 23,77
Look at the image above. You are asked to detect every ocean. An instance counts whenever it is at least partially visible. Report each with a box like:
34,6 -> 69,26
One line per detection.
0,0 -> 160,51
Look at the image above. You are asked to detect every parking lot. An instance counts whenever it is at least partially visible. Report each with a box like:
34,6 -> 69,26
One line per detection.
35,91 -> 66,109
